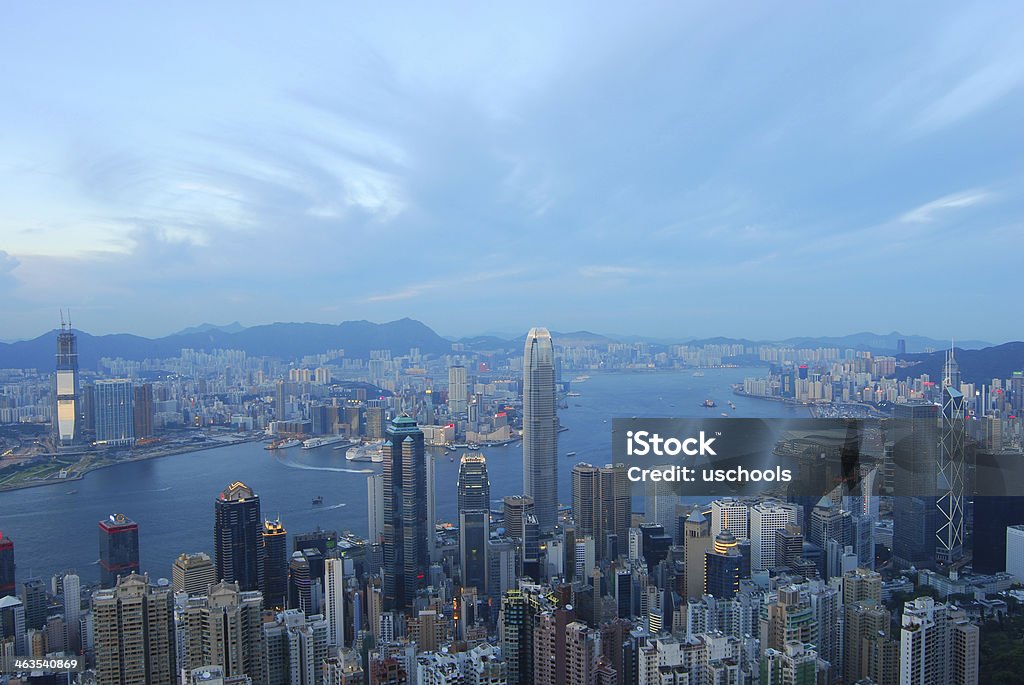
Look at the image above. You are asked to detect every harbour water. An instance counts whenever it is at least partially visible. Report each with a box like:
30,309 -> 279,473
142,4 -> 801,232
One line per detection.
0,368 -> 799,583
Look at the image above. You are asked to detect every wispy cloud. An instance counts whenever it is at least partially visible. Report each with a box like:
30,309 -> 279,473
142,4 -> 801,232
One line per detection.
364,268 -> 526,303
910,59 -> 1024,135
900,189 -> 994,224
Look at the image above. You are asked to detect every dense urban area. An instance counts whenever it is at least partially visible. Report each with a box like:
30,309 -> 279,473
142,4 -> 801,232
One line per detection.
1,320 -> 1022,685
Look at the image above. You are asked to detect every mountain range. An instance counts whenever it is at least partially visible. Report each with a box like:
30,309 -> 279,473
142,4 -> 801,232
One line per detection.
0,319 -> 1018,382
0,318 -> 451,370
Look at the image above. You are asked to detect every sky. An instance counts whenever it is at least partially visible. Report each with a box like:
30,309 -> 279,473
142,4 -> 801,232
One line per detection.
1,3 -> 1023,342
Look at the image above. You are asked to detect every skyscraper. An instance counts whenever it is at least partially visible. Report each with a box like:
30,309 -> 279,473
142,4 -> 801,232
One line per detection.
382,415 -> 429,611
19,578 -> 46,631
571,463 -> 599,540
94,379 -> 135,447
98,513 -> 140,588
171,552 -> 216,597
214,481 -> 262,591
750,501 -> 798,572
0,533 -> 13,596
261,518 -> 288,610
937,383 -> 967,567
262,609 -> 330,684
503,495 -> 535,541
710,498 -> 750,539
892,402 -> 939,570
92,573 -> 176,685
705,531 -> 743,598
324,557 -> 346,648
288,548 -> 325,616
899,597 -> 978,685
180,581 -> 264,680
368,474 -> 385,544
132,383 -> 154,439
457,454 -> 491,512
573,463 -> 632,561
0,595 -> 26,661
460,510 -> 489,592
53,316 -> 79,447
598,464 -> 632,559
62,572 -> 81,653
683,507 -> 712,598
523,327 -> 558,531
448,365 -> 468,416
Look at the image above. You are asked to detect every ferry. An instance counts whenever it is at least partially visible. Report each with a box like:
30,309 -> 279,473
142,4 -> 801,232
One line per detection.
301,435 -> 349,450
312,496 -> 324,505
265,438 -> 302,450
346,440 -> 385,463
701,399 -> 717,408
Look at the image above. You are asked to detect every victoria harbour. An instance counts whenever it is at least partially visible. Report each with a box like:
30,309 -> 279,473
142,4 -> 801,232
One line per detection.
0,368 -> 794,584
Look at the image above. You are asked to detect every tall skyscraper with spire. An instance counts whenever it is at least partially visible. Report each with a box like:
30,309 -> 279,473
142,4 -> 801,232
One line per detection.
53,313 -> 79,447
214,482 -> 263,592
938,343 -> 966,566
523,327 -> 558,531
382,415 -> 429,611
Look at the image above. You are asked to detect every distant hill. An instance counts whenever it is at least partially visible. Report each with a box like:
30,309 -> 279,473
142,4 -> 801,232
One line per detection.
173,321 -> 247,336
0,318 -> 451,370
780,332 -> 991,354
900,342 -> 1024,384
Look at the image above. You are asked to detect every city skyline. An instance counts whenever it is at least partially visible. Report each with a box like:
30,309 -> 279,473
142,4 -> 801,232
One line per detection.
2,4 -> 1023,341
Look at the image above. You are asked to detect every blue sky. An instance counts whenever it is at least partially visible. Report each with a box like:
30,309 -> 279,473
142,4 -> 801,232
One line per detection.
1,3 -> 1022,341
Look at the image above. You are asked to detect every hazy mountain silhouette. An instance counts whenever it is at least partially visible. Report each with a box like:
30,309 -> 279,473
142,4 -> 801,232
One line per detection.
0,318 -> 451,370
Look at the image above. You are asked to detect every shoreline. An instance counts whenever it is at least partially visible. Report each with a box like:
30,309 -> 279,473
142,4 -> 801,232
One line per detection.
0,435 -> 264,494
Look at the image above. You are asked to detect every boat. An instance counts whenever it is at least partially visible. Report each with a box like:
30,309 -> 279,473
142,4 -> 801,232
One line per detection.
468,443 -> 481,451
567,392 -> 582,397
346,440 -> 385,463
566,451 -> 577,458
312,496 -> 324,505
721,412 -> 729,417
265,438 -> 302,450
451,443 -> 469,449
692,370 -> 705,377
701,399 -> 717,408
302,436 -> 349,449
572,375 -> 590,383
728,401 -> 737,410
